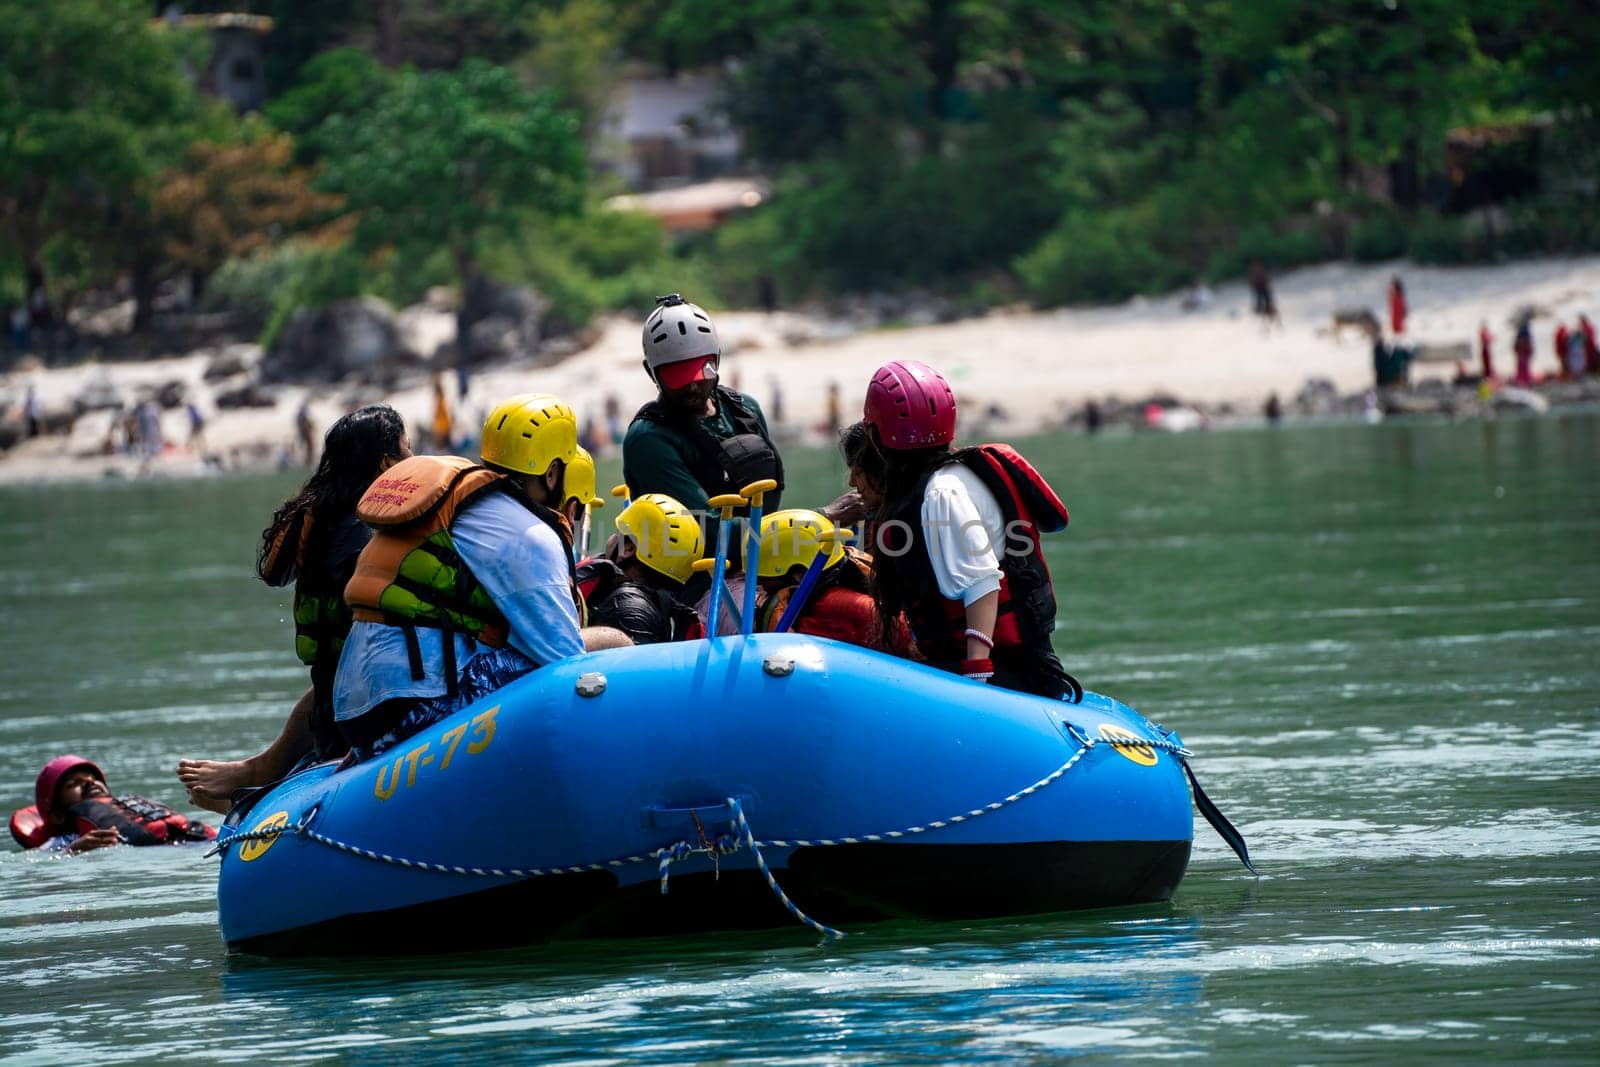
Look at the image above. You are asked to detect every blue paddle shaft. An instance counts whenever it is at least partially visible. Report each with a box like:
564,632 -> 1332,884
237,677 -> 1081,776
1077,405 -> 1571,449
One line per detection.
741,503 -> 766,635
773,548 -> 832,633
706,518 -> 733,639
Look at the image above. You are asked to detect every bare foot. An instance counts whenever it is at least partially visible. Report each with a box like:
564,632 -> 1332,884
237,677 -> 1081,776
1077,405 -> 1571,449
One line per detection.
185,786 -> 232,815
176,757 -> 266,810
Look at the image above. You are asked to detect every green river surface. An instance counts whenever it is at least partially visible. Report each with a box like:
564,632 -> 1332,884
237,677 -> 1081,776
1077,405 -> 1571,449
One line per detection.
1,412 -> 1596,1064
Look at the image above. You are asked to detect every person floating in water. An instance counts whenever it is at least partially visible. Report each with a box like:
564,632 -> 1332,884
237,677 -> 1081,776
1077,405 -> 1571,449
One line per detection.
12,756 -> 214,854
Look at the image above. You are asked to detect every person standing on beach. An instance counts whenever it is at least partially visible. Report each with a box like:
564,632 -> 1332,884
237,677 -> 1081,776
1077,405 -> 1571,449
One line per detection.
22,385 -> 41,438
177,405 -> 412,811
1513,320 -> 1535,385
1247,260 -> 1280,329
1564,327 -> 1587,378
295,399 -> 317,467
1478,321 -> 1495,380
1388,276 -> 1408,335
186,400 -> 207,455
430,374 -> 454,452
1578,314 -> 1598,375
136,399 -> 163,471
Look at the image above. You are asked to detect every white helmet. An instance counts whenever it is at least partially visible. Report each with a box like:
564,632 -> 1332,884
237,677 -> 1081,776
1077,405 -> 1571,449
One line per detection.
642,294 -> 720,390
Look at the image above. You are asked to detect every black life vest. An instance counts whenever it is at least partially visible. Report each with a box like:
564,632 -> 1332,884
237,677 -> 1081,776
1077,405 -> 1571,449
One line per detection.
576,557 -> 703,643
261,511 -> 366,671
874,444 -> 1072,697
632,387 -> 785,510
66,795 -> 215,846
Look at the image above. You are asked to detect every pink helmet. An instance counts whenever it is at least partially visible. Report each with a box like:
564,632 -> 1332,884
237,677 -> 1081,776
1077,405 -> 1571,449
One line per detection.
35,755 -> 104,820
864,360 -> 956,450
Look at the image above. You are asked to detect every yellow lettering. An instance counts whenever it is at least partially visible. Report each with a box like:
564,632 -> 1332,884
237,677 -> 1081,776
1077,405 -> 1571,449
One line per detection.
403,742 -> 431,788
467,705 -> 500,755
374,755 -> 403,800
439,723 -> 468,769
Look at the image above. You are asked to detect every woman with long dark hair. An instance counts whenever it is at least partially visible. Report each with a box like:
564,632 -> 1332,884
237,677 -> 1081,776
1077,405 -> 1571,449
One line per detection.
177,405 -> 410,810
842,362 -> 1080,701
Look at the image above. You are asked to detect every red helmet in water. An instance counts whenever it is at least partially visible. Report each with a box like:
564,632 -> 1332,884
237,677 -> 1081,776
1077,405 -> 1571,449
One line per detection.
864,360 -> 956,450
35,755 -> 104,820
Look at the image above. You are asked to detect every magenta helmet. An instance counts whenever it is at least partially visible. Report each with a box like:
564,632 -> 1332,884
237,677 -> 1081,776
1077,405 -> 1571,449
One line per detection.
864,360 -> 957,450
35,755 -> 104,820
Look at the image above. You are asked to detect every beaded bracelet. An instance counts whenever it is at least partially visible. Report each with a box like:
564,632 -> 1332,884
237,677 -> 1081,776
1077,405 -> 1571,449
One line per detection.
960,657 -> 995,680
963,627 -> 994,649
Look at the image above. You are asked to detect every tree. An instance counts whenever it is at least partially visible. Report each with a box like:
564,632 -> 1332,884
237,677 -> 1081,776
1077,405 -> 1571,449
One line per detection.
0,0 -> 200,327
154,127 -> 346,299
263,47 -> 393,164
316,59 -> 586,344
516,0 -> 626,141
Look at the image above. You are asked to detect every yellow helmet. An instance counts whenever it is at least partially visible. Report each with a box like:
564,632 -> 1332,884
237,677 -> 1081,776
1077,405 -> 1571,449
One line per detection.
757,509 -> 845,578
615,493 -> 704,586
563,446 -> 604,510
480,393 -> 577,476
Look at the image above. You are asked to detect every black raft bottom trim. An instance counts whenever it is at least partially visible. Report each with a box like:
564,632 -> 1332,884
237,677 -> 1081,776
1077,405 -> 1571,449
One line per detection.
229,839 -> 1192,957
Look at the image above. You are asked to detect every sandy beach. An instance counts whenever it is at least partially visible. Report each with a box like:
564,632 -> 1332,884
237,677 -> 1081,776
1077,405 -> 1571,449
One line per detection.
2,255 -> 1597,485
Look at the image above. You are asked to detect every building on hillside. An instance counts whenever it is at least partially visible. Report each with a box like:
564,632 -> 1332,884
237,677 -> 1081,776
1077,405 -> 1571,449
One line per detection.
159,9 -> 274,113
595,70 -> 743,188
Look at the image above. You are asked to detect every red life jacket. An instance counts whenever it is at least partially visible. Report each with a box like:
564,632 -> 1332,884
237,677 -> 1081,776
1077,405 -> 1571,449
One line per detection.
68,795 -> 215,845
9,795 -> 216,849
873,444 -> 1071,694
756,548 -> 911,651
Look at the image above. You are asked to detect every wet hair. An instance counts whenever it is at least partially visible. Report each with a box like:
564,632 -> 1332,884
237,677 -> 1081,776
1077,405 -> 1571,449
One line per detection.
256,404 -> 408,584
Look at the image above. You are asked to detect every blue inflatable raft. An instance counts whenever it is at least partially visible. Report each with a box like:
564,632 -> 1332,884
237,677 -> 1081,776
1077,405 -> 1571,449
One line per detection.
215,634 -> 1227,956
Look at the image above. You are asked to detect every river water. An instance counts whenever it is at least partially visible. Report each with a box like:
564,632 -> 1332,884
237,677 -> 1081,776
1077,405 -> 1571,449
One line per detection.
1,413 -> 1596,1063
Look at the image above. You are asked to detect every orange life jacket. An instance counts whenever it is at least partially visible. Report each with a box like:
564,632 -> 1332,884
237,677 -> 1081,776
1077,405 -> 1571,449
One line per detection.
344,455 -> 518,646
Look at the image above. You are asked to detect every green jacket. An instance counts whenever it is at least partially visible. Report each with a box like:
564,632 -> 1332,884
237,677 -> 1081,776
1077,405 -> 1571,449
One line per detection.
621,389 -> 773,513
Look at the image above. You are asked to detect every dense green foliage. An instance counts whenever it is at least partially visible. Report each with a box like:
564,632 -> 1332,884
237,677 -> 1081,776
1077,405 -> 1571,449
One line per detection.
316,60 -> 585,289
4,0 -> 1597,351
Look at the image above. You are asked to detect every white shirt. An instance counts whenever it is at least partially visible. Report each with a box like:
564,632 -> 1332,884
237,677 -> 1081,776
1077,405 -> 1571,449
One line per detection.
920,463 -> 1005,606
334,492 -> 584,722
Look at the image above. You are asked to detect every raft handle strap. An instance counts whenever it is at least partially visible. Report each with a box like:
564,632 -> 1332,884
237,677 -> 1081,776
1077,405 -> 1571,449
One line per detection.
401,624 -> 424,682
439,620 -> 458,699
